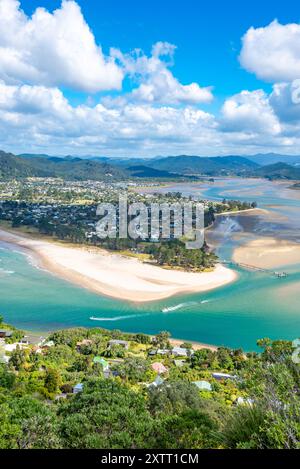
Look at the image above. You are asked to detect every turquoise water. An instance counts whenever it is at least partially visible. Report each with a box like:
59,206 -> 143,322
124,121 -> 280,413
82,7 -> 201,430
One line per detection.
1,178 -> 300,351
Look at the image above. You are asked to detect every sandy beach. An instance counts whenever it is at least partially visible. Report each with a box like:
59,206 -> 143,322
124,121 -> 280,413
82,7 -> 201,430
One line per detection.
233,237 -> 300,269
0,228 -> 237,302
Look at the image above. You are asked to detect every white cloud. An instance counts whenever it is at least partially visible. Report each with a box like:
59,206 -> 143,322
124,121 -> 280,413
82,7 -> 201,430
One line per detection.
0,80 -> 218,154
0,80 -> 299,156
1,3 -> 300,156
0,80 -> 70,115
240,20 -> 300,82
269,82 -> 300,123
220,90 -> 281,135
0,0 -> 123,92
111,42 -> 213,105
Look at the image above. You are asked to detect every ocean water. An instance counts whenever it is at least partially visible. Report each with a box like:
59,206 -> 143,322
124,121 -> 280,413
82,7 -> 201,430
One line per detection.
1,178 -> 300,351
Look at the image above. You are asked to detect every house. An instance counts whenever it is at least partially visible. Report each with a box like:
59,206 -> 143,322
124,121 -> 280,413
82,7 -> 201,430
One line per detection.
76,339 -> 92,350
212,372 -> 236,381
19,335 -> 44,346
173,359 -> 186,367
151,362 -> 168,374
3,343 -> 19,352
73,383 -> 84,394
93,357 -> 111,378
108,339 -> 129,350
41,340 -> 55,348
157,349 -> 171,355
193,380 -> 212,391
93,356 -> 109,370
171,347 -> 190,357
0,353 -> 9,364
148,348 -> 170,356
0,329 -> 13,338
148,375 -> 165,388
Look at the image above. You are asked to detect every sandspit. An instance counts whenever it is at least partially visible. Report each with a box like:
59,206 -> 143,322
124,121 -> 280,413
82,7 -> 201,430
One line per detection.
0,228 -> 237,302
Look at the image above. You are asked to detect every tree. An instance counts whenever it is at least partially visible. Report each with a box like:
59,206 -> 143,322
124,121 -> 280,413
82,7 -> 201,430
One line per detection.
44,368 -> 61,394
113,357 -> 151,384
9,346 -> 26,371
133,333 -> 151,345
153,331 -> 171,349
191,349 -> 215,369
148,381 -> 204,416
154,410 -> 219,449
0,365 -> 16,389
216,348 -> 234,371
58,380 -> 155,449
103,344 -> 125,358
71,356 -> 92,372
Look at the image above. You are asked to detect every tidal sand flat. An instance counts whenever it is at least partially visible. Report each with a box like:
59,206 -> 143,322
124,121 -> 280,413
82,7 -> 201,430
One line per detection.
0,228 -> 237,302
233,237 -> 300,269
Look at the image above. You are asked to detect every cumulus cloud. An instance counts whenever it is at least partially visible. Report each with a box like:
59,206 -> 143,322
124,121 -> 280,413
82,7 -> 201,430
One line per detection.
220,90 -> 281,135
0,80 -> 70,115
269,82 -> 300,123
0,0 -> 123,92
240,20 -> 300,82
112,42 -> 213,105
0,79 -> 298,156
0,80 -> 218,154
1,2 -> 300,156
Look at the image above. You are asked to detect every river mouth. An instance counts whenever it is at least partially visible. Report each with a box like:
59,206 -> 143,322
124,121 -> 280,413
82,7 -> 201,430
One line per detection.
151,177 -> 300,265
1,177 -> 300,351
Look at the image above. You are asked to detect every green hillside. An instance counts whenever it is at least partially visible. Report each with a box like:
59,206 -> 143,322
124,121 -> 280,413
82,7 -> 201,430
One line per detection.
0,151 -> 127,181
254,162 -> 300,180
147,155 -> 259,176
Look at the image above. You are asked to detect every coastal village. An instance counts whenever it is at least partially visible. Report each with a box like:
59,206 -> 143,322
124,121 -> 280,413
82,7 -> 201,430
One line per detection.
0,318 -> 255,406
0,316 -> 296,449
0,177 -> 256,247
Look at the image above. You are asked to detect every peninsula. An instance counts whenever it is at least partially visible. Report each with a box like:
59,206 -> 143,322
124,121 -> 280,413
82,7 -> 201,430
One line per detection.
0,228 -> 237,302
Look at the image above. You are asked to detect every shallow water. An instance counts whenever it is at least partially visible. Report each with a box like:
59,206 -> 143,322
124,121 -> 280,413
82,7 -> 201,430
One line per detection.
0,178 -> 300,351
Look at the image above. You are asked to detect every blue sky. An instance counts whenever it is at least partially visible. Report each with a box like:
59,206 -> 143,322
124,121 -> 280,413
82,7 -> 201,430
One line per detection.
0,0 -> 300,156
21,0 -> 299,96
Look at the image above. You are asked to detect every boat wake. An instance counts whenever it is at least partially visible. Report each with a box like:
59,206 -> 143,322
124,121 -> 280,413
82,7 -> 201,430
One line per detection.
161,299 -> 211,313
0,268 -> 15,275
90,313 -> 151,322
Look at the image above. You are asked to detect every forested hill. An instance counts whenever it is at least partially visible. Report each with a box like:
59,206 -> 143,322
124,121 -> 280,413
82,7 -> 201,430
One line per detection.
254,162 -> 300,180
0,150 -> 48,179
0,151 -> 127,181
2,150 -> 300,181
146,155 -> 259,176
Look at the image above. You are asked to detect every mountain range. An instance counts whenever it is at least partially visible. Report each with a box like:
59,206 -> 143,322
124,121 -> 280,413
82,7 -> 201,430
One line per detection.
1,150 -> 300,181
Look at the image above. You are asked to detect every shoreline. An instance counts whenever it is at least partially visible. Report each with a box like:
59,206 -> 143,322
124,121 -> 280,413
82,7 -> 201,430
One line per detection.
215,207 -> 267,217
22,327 -> 219,352
0,227 -> 237,303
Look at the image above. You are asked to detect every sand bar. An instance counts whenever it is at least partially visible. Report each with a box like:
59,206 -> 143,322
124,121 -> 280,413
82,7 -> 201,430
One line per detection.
0,228 -> 237,302
233,237 -> 300,269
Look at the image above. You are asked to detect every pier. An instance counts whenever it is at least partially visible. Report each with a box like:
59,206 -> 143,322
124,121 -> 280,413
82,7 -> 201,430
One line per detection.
221,260 -> 288,278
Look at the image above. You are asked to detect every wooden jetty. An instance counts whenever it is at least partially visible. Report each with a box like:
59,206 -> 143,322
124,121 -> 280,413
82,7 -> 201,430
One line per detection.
221,260 -> 288,278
